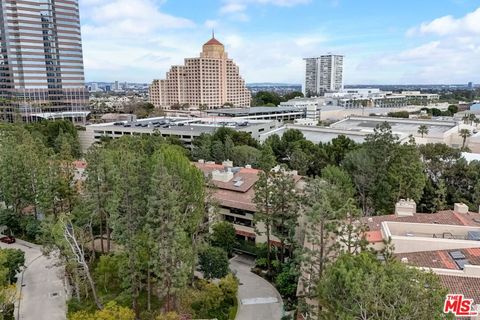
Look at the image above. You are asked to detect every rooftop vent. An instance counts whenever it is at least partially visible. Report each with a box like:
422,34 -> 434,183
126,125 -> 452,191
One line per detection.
211,170 -> 234,183
231,167 -> 241,174
222,160 -> 233,168
395,199 -> 416,217
454,203 -> 469,214
233,180 -> 244,187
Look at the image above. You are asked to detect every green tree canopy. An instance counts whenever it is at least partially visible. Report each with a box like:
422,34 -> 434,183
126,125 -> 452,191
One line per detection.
210,221 -> 237,257
198,247 -> 229,280
317,252 -> 448,320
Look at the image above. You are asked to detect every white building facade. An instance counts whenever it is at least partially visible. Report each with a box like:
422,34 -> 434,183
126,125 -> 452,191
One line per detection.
303,55 -> 344,96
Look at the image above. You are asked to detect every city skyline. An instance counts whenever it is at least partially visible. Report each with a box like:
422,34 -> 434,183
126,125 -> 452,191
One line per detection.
79,0 -> 480,85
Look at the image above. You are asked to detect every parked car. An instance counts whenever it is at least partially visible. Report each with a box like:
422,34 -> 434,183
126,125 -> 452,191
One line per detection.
0,236 -> 15,244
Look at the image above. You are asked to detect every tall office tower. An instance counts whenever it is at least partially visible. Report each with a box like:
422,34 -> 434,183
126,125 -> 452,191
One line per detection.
149,34 -> 251,110
303,54 -> 344,96
0,0 -> 88,122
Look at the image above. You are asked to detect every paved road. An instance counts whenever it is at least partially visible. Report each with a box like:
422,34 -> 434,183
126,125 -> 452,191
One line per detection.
230,254 -> 283,320
0,239 -> 66,320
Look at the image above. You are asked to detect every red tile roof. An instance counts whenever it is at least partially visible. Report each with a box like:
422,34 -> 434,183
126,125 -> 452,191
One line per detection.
467,248 -> 480,257
361,210 -> 480,232
365,230 -> 383,243
194,162 -> 302,212
396,249 -> 480,270
439,275 -> 480,304
204,37 -> 223,46
236,230 -> 255,238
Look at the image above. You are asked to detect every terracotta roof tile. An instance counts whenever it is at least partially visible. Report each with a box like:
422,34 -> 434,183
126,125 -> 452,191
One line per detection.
361,211 -> 480,232
204,37 -> 223,46
439,275 -> 480,304
467,248 -> 480,257
396,249 -> 480,270
194,162 -> 302,212
365,230 -> 383,243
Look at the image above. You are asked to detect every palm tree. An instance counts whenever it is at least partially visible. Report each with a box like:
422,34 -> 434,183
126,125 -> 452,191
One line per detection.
474,117 -> 480,127
459,129 -> 472,149
469,114 -> 477,125
417,125 -> 429,138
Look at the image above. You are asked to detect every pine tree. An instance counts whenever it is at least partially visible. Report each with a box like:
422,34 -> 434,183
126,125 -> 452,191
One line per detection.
270,169 -> 300,263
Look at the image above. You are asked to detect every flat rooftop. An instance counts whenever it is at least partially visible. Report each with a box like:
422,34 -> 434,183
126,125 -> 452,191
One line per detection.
331,116 -> 457,136
87,116 -> 272,133
260,124 -> 408,144
206,106 -> 304,116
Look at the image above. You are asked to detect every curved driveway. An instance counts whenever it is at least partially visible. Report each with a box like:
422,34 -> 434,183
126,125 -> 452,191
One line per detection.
230,254 -> 283,320
0,239 -> 66,320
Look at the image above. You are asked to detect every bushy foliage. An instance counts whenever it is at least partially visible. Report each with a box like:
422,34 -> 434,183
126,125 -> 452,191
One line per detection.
198,247 -> 229,279
317,252 -> 448,319
69,301 -> 135,320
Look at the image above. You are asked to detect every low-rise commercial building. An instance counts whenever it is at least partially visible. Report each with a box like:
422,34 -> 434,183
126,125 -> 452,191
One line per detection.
205,106 -> 305,121
78,117 -> 279,153
260,124 -> 378,144
330,116 -> 458,143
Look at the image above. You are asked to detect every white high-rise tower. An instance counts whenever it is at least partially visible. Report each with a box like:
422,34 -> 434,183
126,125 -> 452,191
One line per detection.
303,54 -> 344,96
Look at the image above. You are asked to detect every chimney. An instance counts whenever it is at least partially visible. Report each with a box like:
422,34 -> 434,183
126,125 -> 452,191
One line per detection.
395,199 -> 416,217
454,203 -> 469,214
222,160 -> 233,168
245,164 -> 252,169
211,170 -> 234,183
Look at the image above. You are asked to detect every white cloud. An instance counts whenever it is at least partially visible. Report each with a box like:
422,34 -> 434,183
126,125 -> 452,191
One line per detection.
220,2 -> 247,14
407,7 -> 480,36
357,7 -> 480,84
204,20 -> 220,29
219,0 -> 310,21
79,1 -> 480,85
82,0 -> 194,37
80,0 -> 198,82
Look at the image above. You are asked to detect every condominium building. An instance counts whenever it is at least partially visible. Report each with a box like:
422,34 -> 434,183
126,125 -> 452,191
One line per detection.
304,55 -> 344,96
149,35 -> 251,110
0,0 -> 88,122
194,161 -> 304,245
298,200 -> 480,320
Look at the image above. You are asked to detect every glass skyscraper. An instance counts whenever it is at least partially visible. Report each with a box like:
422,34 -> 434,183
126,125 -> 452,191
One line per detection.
0,0 -> 88,122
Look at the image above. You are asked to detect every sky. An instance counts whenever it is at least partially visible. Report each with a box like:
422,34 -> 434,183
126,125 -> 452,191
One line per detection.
79,0 -> 480,85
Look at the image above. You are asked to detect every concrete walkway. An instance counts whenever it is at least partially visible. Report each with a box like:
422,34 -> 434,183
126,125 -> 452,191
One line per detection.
230,254 -> 283,320
0,239 -> 66,320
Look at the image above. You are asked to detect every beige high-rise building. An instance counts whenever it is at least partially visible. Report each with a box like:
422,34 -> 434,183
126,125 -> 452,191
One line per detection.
149,35 -> 251,110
